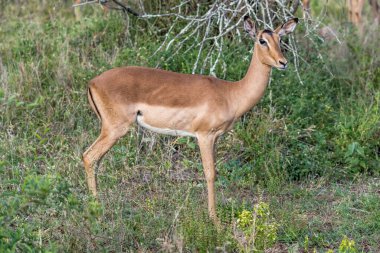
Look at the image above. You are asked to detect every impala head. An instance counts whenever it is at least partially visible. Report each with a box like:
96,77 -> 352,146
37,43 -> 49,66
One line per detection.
244,16 -> 299,70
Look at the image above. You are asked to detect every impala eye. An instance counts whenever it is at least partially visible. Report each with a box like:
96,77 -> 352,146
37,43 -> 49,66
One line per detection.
259,39 -> 267,45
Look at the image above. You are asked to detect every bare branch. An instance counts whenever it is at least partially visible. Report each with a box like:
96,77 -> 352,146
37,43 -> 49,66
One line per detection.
72,0 -> 98,8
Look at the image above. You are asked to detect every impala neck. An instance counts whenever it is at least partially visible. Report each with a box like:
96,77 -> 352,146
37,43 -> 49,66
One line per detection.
233,44 -> 272,118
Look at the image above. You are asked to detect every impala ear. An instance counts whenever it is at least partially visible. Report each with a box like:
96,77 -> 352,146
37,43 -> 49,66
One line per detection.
243,16 -> 256,39
274,18 -> 299,36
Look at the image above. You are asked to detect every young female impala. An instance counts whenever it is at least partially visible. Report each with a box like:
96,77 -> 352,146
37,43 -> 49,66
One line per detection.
83,16 -> 298,221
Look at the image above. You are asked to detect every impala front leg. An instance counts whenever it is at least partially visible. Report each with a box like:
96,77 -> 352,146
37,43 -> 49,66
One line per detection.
197,133 -> 218,221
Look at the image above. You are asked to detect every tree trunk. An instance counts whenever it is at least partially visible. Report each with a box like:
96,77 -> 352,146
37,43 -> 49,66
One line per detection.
347,0 -> 365,32
74,0 -> 81,21
303,0 -> 311,18
369,0 -> 380,24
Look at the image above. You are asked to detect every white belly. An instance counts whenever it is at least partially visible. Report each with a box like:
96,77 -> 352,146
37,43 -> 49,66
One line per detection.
136,115 -> 196,137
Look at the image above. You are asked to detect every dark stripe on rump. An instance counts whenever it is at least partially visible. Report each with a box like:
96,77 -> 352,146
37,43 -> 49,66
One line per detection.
88,87 -> 102,120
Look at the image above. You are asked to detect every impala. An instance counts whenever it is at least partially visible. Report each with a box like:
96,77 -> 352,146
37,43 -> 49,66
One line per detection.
83,16 -> 298,221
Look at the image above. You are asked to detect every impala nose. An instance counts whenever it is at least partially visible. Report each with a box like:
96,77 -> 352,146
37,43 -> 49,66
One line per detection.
279,60 -> 288,69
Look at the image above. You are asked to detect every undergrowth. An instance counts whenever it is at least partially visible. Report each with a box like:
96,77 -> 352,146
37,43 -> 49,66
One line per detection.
0,1 -> 379,252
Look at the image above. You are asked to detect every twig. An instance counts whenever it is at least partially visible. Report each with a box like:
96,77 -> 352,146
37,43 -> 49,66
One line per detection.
72,0 -> 98,8
112,0 -> 140,16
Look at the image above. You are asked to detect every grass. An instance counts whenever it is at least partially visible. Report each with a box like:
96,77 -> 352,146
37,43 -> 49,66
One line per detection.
1,1 -> 379,252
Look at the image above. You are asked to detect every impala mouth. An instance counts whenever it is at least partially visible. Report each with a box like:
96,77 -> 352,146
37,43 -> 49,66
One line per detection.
276,65 -> 287,70
276,64 -> 288,70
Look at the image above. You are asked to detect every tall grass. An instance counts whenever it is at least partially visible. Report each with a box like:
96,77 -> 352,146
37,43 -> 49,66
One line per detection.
0,1 -> 379,252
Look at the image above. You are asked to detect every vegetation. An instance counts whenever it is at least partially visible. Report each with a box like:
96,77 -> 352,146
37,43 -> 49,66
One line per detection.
0,1 -> 379,252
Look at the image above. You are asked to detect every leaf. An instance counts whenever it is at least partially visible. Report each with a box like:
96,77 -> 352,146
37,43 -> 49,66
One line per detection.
345,142 -> 358,157
187,141 -> 196,150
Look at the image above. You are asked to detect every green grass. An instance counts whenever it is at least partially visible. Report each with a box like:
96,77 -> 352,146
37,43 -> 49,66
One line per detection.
1,1 -> 379,252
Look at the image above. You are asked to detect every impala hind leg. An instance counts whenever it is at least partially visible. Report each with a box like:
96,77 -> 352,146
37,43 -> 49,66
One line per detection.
83,123 -> 130,196
197,134 -> 218,222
